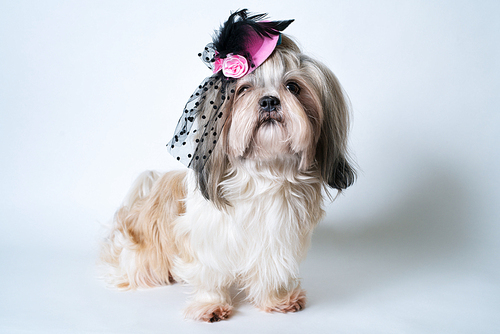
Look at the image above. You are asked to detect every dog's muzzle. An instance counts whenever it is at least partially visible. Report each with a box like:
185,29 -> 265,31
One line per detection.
259,96 -> 282,124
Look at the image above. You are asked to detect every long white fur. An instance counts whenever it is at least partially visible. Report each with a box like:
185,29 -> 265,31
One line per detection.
173,157 -> 323,310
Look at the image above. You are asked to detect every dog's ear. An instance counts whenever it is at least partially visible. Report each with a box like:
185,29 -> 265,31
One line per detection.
191,144 -> 229,209
316,135 -> 356,191
325,154 -> 356,190
310,58 -> 356,191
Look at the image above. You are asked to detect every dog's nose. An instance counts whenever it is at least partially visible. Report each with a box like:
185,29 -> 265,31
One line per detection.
259,96 -> 280,112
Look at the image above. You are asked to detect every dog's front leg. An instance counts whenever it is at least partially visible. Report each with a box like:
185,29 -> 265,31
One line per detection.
184,287 -> 233,322
180,262 -> 233,322
244,269 -> 307,313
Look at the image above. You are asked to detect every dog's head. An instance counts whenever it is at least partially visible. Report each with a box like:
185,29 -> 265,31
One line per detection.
192,35 -> 355,206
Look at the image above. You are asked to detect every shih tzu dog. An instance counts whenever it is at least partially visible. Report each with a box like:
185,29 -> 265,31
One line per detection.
101,9 -> 355,322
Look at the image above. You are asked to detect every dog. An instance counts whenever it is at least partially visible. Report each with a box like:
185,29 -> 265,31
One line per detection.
100,10 -> 355,322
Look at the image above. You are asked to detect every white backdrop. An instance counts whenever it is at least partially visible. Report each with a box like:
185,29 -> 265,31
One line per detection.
1,1 -> 499,333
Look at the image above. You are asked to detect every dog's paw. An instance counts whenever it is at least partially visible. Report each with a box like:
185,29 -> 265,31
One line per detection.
184,302 -> 233,323
264,289 -> 306,313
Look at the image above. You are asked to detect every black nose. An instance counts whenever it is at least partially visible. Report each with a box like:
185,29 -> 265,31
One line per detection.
259,96 -> 280,112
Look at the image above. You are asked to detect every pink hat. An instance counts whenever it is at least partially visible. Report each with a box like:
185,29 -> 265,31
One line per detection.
202,10 -> 293,78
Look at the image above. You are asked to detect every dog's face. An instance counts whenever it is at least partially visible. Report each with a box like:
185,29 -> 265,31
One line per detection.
194,36 -> 355,206
226,42 -> 322,170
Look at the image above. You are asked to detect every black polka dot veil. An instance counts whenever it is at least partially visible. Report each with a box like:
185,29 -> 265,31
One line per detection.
167,43 -> 236,168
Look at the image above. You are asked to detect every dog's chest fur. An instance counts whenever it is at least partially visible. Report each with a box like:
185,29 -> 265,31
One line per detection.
173,160 -> 324,282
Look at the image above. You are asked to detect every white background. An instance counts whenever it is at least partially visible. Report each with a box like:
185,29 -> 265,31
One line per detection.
1,1 -> 499,333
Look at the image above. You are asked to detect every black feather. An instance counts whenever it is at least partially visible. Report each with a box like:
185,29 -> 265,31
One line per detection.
212,9 -> 294,58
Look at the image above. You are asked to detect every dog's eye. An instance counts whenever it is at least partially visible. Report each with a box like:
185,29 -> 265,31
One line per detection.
286,82 -> 300,95
237,85 -> 250,95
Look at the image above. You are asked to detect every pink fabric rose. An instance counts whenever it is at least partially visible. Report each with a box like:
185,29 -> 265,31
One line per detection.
213,54 -> 249,78
222,54 -> 248,78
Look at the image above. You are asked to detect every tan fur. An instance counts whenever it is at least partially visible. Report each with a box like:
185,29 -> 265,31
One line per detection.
100,170 -> 186,289
184,302 -> 233,323
262,288 -> 307,313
